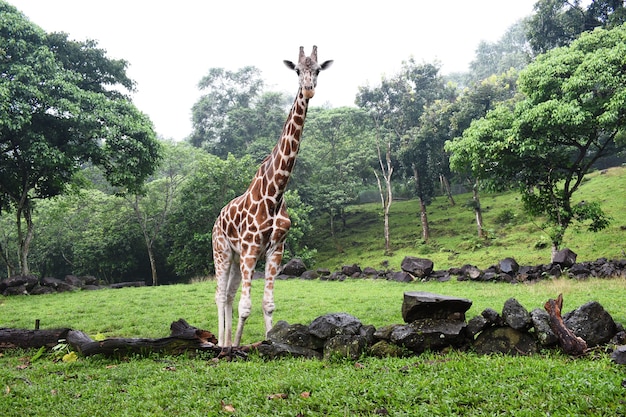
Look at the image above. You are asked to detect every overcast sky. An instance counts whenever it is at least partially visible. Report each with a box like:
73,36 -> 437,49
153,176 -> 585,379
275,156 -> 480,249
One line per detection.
10,0 -> 537,141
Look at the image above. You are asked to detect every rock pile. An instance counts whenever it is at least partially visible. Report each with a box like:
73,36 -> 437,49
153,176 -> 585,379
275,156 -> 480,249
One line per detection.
277,248 -> 626,283
0,274 -> 143,296
257,291 -> 626,363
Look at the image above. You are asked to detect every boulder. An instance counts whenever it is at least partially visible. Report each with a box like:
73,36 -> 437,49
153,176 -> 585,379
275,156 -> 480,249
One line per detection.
4,275 -> 39,291
308,313 -> 363,339
65,275 -> 84,288
611,345 -> 626,365
323,335 -> 368,361
390,319 -> 468,353
466,315 -> 489,338
341,264 -> 362,277
400,257 -> 434,278
502,298 -> 532,331
481,308 -> 505,327
267,320 -> 324,350
255,341 -> 322,360
473,326 -> 538,355
530,308 -> 558,346
553,248 -> 577,268
563,301 -> 617,347
282,258 -> 306,277
389,271 -> 414,283
498,257 -> 520,275
299,270 -> 319,280
41,277 -> 77,292
402,292 -> 472,323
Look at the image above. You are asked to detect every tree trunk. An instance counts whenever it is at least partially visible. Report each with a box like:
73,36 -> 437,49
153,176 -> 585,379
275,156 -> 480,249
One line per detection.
16,205 -> 34,276
148,246 -> 158,286
440,174 -> 455,206
419,197 -> 430,242
472,181 -> 485,238
544,294 -> 587,356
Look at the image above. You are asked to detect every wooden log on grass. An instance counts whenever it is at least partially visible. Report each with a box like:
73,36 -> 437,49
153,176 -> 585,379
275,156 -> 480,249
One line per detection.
544,293 -> 587,356
0,327 -> 71,349
67,318 -> 220,357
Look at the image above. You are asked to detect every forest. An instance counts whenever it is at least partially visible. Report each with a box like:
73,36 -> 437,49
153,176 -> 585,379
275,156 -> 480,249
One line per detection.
1,0 -> 626,285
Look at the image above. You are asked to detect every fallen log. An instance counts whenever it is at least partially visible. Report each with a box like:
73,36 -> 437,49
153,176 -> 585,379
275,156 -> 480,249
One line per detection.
0,327 -> 71,349
544,294 -> 588,356
67,318 -> 220,357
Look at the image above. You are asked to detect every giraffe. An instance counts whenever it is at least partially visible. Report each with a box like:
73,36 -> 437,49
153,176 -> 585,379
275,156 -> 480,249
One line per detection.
212,46 -> 332,349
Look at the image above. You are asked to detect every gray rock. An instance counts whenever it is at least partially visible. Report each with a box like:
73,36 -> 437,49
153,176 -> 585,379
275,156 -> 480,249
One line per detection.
553,248 -> 577,268
267,320 -> 324,350
611,345 -> 626,365
282,258 -> 307,277
308,313 -> 362,339
401,257 -> 434,278
467,315 -> 489,338
530,308 -> 558,346
390,319 -> 468,353
499,257 -> 519,275
402,291 -> 472,323
323,335 -> 368,361
502,298 -> 532,331
389,271 -> 414,283
255,341 -> 322,360
473,326 -> 538,355
481,308 -> 504,326
563,301 -> 617,347
341,264 -> 362,277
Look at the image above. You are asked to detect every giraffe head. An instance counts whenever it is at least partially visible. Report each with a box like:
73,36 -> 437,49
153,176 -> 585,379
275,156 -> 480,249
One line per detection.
283,45 -> 333,99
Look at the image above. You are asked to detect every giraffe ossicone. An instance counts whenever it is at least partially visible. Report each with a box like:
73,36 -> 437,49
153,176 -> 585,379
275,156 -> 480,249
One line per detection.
212,46 -> 332,349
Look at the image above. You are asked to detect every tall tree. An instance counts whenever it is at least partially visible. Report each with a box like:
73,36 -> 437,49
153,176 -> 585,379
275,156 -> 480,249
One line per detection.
0,3 -> 161,275
447,24 -> 626,258
188,66 -> 264,154
526,0 -> 626,55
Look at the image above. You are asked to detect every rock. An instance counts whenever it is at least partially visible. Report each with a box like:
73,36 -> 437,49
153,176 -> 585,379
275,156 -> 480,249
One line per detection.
553,248 -> 577,268
324,335 -> 368,361
466,315 -> 488,338
502,298 -> 532,331
255,341 -> 322,360
300,270 -> 319,280
481,308 -> 504,327
563,301 -> 617,347
461,264 -> 482,281
362,267 -> 379,277
3,284 -> 27,296
82,275 -> 98,285
65,275 -> 84,288
267,320 -> 324,350
568,263 -> 591,279
4,275 -> 39,291
282,258 -> 307,276
473,326 -> 538,355
29,285 -> 56,295
389,271 -> 414,283
341,264 -> 362,277
308,313 -> 363,339
390,319 -> 468,353
400,257 -> 434,278
402,291 -> 472,322
369,340 -> 407,358
430,270 -> 451,282
499,258 -> 519,275
611,345 -> 626,365
41,277 -> 76,292
530,308 -> 558,346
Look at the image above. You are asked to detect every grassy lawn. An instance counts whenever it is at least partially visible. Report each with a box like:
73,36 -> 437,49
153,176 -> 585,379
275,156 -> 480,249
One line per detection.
2,277 -> 626,416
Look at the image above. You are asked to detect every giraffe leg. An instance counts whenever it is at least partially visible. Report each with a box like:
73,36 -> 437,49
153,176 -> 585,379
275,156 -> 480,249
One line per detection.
234,254 -> 257,346
213,229 -> 239,348
262,245 -> 283,338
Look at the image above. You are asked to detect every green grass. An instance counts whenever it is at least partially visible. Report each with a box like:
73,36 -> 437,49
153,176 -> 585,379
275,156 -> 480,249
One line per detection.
310,166 -> 626,272
2,278 -> 626,416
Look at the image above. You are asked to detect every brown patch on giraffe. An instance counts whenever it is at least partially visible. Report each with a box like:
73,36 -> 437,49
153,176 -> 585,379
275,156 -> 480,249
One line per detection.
294,129 -> 301,141
294,115 -> 304,125
265,280 -> 274,291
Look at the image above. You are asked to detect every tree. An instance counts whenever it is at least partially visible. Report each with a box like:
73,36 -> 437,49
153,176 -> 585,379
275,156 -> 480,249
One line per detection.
188,66 -> 264,154
526,0 -> 626,55
127,141 -> 199,286
0,3 -> 161,275
447,24 -> 626,258
165,153 -> 256,279
297,107 -> 375,236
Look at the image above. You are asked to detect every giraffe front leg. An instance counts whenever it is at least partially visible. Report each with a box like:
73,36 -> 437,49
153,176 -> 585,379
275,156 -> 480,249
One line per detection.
234,255 -> 256,347
262,245 -> 283,338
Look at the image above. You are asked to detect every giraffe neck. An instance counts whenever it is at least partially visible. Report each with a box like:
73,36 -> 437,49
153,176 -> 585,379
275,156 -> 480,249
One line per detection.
248,88 -> 309,201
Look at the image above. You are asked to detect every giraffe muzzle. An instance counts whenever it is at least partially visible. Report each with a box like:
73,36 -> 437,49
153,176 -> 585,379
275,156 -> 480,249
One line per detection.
303,87 -> 315,99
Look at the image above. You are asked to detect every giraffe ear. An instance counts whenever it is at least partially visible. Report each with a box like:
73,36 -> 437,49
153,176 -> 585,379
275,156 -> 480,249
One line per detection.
284,60 -> 296,70
320,60 -> 333,70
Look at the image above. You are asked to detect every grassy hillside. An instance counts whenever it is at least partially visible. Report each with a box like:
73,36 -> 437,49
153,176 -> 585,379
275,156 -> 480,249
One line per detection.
310,166 -> 626,272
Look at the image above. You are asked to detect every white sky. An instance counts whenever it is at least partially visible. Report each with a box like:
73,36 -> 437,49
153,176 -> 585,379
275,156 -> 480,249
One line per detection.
9,0 -> 537,141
